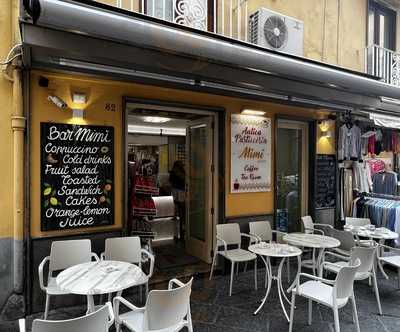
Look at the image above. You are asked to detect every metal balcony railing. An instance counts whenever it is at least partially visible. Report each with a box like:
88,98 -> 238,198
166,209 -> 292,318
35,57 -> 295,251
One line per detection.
366,44 -> 400,87
97,0 -> 250,41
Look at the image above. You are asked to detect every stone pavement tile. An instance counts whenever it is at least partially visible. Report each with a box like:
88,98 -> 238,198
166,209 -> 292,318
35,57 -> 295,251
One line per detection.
214,305 -> 274,331
378,315 -> 400,332
190,302 -> 220,325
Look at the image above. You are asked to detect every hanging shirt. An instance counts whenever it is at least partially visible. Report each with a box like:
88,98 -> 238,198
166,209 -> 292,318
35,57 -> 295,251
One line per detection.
365,159 -> 386,190
372,172 -> 398,195
368,135 -> 376,155
338,124 -> 362,162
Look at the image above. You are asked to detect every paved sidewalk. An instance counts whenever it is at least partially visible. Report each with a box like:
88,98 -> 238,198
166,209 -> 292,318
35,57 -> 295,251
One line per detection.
3,263 -> 400,331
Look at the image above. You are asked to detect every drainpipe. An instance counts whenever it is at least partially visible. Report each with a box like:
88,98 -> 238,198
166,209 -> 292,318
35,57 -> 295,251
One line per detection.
10,64 -> 25,294
11,0 -> 25,295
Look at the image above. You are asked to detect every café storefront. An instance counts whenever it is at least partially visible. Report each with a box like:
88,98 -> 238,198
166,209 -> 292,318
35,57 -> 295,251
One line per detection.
21,0 -> 400,314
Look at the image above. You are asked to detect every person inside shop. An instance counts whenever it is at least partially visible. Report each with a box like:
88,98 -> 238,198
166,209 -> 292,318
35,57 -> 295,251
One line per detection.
169,160 -> 186,241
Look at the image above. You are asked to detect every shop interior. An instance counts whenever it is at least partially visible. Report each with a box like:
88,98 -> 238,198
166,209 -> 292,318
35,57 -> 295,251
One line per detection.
338,110 -> 400,244
126,106 -> 212,280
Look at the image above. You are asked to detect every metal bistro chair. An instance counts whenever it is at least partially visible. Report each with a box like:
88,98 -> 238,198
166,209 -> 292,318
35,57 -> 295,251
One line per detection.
209,223 -> 257,296
19,303 -> 114,332
101,236 -> 155,302
113,278 -> 193,332
248,220 -> 290,283
289,259 -> 361,332
323,245 -> 382,315
38,239 -> 99,319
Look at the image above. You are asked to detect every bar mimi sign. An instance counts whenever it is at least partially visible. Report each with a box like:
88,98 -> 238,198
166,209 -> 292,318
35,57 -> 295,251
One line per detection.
231,114 -> 271,193
40,123 -> 114,231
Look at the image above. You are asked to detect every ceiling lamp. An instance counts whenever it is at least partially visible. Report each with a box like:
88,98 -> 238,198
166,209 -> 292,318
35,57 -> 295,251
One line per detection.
142,116 -> 171,123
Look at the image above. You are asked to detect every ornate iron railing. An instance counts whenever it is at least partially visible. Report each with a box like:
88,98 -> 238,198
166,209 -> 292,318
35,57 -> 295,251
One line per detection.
98,0 -> 250,41
366,44 -> 400,87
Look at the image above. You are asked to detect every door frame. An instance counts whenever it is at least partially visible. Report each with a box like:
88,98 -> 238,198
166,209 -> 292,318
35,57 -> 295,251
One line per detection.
185,116 -> 214,261
123,98 -> 222,263
275,119 -> 309,229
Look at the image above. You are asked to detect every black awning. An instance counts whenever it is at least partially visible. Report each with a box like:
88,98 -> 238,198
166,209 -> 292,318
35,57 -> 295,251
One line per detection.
21,0 -> 400,114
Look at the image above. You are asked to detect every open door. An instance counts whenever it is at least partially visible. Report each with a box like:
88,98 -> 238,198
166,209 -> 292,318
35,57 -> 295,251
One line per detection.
185,117 -> 214,263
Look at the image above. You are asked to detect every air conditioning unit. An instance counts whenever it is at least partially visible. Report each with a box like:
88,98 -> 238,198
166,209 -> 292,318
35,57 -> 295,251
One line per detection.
249,8 -> 304,56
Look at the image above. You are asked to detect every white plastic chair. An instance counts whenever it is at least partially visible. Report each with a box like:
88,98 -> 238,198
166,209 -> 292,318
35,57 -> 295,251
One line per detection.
249,220 -> 290,283
38,239 -> 99,319
101,236 -> 154,301
209,223 -> 257,296
300,216 -> 333,275
19,302 -> 114,332
301,216 -> 331,235
113,278 -> 193,332
378,244 -> 400,288
289,259 -> 361,332
323,245 -> 382,315
345,217 -> 371,227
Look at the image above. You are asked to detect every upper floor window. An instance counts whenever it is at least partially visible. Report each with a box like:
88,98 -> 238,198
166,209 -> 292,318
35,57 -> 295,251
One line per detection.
368,0 -> 396,50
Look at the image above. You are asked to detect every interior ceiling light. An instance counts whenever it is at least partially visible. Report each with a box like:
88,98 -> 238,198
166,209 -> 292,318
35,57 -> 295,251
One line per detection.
128,125 -> 186,136
142,116 -> 171,123
241,109 -> 266,116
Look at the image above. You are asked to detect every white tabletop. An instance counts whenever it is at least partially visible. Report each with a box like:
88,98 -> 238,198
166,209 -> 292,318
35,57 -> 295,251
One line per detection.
283,233 -> 340,249
56,260 -> 145,295
344,226 -> 399,240
249,243 -> 302,258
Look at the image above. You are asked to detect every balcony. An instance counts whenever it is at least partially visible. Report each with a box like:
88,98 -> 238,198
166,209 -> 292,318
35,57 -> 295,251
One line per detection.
96,0 -> 251,42
366,45 -> 400,87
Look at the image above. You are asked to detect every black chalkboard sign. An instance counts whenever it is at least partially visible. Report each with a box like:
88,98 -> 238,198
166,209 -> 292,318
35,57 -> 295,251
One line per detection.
40,123 -> 114,231
315,154 -> 336,209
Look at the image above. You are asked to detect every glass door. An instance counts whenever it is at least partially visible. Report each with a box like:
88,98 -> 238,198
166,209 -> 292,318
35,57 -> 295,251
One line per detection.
185,117 -> 214,263
276,120 -> 308,233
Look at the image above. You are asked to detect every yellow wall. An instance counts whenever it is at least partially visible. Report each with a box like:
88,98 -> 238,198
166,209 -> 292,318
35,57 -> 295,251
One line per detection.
0,0 -> 17,239
245,0 -> 367,72
30,70 -> 321,237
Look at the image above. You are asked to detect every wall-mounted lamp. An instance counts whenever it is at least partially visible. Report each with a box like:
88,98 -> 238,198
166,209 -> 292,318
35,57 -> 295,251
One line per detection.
320,130 -> 332,138
72,109 -> 84,119
318,120 -> 331,132
241,109 -> 266,116
72,92 -> 87,105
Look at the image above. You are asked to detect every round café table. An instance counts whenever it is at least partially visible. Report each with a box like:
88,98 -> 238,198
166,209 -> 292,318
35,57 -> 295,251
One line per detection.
249,243 -> 302,322
56,260 -> 145,313
283,233 -> 340,279
344,225 -> 399,278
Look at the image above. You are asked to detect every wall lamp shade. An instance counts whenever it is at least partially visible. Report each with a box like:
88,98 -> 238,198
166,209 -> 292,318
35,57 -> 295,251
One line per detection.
319,120 -> 331,132
320,130 -> 332,138
72,92 -> 87,104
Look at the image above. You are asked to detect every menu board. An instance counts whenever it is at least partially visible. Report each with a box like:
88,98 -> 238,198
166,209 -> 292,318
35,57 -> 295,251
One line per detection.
315,154 -> 336,209
231,114 -> 271,193
40,123 -> 114,231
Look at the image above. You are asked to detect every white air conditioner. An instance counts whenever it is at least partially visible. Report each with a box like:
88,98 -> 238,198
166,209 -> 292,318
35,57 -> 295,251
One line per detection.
249,8 -> 304,56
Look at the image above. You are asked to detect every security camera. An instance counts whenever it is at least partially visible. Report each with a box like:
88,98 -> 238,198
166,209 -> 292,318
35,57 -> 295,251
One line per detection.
47,95 -> 68,110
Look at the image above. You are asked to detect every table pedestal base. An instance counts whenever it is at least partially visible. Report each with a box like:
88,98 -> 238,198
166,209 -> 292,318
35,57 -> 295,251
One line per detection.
254,256 -> 301,322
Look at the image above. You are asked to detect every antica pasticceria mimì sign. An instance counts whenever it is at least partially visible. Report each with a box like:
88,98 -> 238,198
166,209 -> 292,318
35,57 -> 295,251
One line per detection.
231,114 -> 271,193
40,123 -> 114,231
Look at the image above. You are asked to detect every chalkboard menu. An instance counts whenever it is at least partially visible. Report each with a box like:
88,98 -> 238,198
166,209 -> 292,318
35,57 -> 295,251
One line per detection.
315,154 -> 336,209
40,123 -> 114,231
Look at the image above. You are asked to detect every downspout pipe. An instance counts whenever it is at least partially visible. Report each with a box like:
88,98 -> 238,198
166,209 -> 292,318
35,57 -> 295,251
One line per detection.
11,63 -> 25,295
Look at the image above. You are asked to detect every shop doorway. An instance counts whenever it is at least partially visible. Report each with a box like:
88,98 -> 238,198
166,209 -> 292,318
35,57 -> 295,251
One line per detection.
276,119 -> 309,233
124,102 -> 217,276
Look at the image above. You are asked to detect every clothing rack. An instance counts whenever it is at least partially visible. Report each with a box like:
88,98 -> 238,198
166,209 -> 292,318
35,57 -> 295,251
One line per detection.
362,192 -> 400,201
